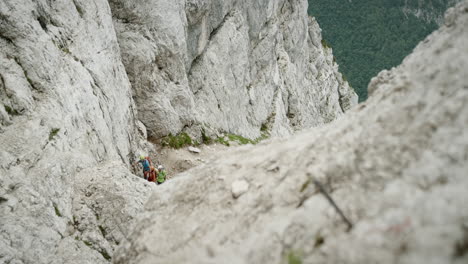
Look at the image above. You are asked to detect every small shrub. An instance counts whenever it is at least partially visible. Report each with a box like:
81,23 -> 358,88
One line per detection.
321,39 -> 330,49
49,128 -> 60,141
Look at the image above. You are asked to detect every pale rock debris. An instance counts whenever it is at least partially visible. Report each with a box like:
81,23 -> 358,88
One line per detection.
188,146 -> 202,154
231,180 -> 250,199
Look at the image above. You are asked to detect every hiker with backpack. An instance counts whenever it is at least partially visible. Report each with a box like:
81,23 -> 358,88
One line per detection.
134,155 -> 153,181
156,165 -> 166,185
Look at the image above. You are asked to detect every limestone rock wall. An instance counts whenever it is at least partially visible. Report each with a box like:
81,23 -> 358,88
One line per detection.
0,0 -> 148,263
114,2 -> 468,263
110,0 -> 357,140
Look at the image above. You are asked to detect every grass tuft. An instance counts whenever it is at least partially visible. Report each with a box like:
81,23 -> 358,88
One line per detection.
49,128 -> 60,141
287,251 -> 302,264
300,179 -> 311,192
227,134 -> 252,145
321,39 -> 330,49
216,137 -> 230,146
53,203 -> 62,217
215,132 -> 269,146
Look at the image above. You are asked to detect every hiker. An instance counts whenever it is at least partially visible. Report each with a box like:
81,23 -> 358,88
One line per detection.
156,165 -> 166,185
134,155 -> 152,180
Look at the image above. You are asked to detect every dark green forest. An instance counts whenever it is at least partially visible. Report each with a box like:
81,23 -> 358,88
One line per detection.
308,0 -> 456,101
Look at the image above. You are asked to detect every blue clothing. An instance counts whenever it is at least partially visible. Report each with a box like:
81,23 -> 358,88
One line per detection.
138,159 -> 150,171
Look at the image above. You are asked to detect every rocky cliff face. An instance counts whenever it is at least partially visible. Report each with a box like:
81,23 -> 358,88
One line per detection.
402,0 -> 461,25
110,0 -> 357,140
114,1 -> 468,263
0,0 -> 353,263
0,0 -> 150,263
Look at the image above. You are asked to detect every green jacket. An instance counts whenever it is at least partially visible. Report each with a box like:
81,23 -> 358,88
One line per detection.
157,170 -> 166,183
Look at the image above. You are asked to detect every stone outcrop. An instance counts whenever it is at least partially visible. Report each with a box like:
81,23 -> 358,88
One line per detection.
114,2 -> 468,263
110,0 -> 357,140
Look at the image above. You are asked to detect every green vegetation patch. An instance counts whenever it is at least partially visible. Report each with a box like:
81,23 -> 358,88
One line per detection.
253,132 -> 269,144
218,133 -> 270,146
216,136 -> 230,146
201,129 -> 213,144
287,251 -> 303,264
162,129 -> 270,149
227,134 -> 253,145
4,105 -> 19,115
53,203 -> 62,217
161,132 -> 193,149
49,128 -> 60,141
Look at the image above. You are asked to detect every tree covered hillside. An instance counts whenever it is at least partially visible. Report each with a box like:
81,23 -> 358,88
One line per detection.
308,0 -> 458,101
